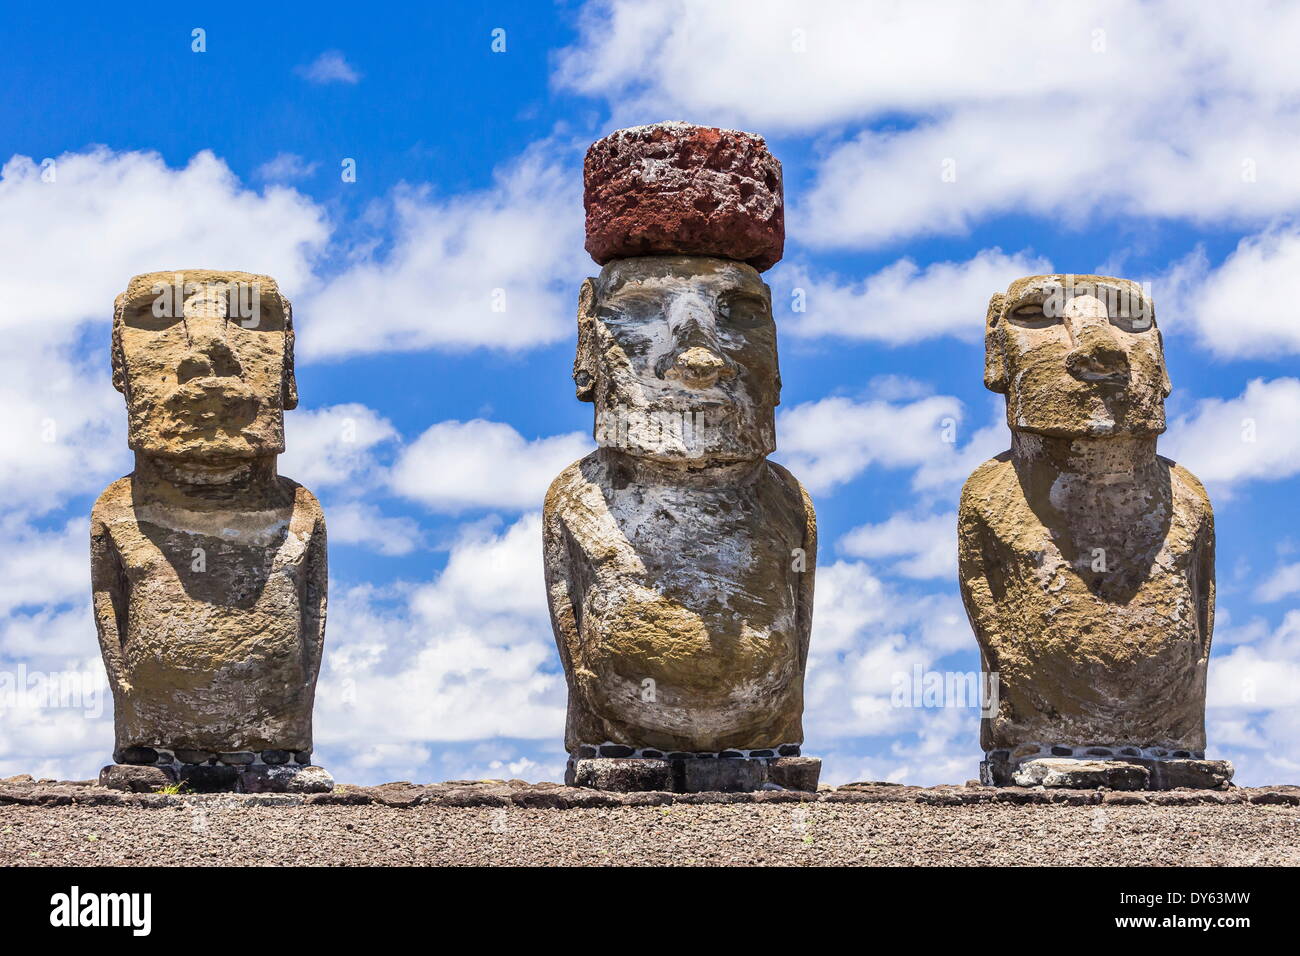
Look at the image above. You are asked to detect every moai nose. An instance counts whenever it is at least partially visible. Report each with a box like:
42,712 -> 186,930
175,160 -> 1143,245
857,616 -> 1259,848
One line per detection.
1063,294 -> 1128,382
671,346 -> 733,388
179,291 -> 243,381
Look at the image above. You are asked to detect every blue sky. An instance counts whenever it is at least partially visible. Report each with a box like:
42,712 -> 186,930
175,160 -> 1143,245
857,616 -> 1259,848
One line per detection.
1,1 -> 1298,786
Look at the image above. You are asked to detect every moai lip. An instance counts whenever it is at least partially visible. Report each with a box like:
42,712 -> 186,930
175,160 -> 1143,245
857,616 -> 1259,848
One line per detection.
546,126 -> 818,791
960,274 -> 1231,790
92,270 -> 330,794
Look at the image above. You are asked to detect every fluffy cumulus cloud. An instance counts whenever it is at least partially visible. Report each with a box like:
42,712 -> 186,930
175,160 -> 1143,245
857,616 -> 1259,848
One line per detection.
390,419 -> 592,514
1173,225 -> 1300,358
776,392 -> 1007,497
803,558 -> 980,784
839,512 -> 957,580
300,147 -> 589,359
313,514 -> 567,781
770,249 -> 1052,343
1208,611 -> 1300,781
1162,378 -> 1300,493
558,1 -> 1300,247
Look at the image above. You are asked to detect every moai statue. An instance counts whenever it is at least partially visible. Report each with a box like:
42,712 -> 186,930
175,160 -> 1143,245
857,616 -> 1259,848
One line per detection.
960,275 -> 1232,790
91,271 -> 332,794
544,123 -> 820,793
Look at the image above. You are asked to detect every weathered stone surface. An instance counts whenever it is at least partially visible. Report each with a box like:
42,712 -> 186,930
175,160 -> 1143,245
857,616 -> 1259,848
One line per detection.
547,246 -> 816,758
177,764 -> 240,793
570,758 -> 674,792
1134,758 -> 1234,790
767,756 -> 821,792
115,746 -> 158,765
961,276 -> 1227,788
1012,758 -> 1149,790
239,765 -> 334,794
219,751 -> 256,765
681,757 -> 768,793
584,122 -> 784,271
92,271 -> 328,778
98,764 -> 175,793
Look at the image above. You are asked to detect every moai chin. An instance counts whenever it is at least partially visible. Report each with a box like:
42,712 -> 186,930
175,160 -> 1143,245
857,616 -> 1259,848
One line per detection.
959,275 -> 1232,790
544,123 -> 820,794
91,270 -> 332,794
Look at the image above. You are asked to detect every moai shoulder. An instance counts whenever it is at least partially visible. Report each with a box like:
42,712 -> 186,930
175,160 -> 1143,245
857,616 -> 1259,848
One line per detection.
543,123 -> 820,794
959,275 -> 1228,791
92,270 -> 331,795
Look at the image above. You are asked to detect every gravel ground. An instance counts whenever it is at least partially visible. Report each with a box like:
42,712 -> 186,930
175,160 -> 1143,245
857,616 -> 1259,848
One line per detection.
4,801 -> 1299,866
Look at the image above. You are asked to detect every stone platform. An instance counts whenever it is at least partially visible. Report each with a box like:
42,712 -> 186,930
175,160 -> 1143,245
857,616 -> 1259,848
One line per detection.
982,746 -> 1233,790
566,755 -> 820,793
100,747 -> 333,794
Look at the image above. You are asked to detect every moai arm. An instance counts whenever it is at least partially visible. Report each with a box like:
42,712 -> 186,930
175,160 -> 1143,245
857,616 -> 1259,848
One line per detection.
542,483 -> 581,687
957,473 -> 1001,671
1197,502 -> 1216,659
792,475 -> 818,671
302,511 -> 328,682
90,504 -> 130,696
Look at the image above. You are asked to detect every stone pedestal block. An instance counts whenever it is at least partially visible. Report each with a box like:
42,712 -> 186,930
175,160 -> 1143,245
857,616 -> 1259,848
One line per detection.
983,753 -> 1234,790
568,755 -> 821,793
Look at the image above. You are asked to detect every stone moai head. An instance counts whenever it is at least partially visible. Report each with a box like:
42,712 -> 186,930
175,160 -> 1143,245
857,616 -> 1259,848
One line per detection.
983,274 -> 1170,438
112,270 -> 296,462
574,122 -> 785,463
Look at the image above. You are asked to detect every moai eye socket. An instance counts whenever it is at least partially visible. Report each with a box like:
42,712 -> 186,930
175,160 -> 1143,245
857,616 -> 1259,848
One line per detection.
1007,300 -> 1059,329
717,291 -> 769,329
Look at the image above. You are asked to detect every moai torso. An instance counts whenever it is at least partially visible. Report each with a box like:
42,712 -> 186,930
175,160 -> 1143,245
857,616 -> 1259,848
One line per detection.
546,123 -> 816,761
92,271 -> 327,760
92,471 -> 325,752
961,444 -> 1213,753
546,451 -> 814,753
960,276 -> 1219,781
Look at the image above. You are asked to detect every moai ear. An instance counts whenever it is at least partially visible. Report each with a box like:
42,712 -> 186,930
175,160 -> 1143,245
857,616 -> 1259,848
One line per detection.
111,295 -> 127,396
983,293 -> 1009,394
282,296 -> 299,410
573,278 -> 598,403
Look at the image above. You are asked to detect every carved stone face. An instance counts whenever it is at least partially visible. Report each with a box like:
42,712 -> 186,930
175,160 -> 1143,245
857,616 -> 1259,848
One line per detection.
575,256 -> 779,463
984,274 -> 1171,438
113,271 -> 296,461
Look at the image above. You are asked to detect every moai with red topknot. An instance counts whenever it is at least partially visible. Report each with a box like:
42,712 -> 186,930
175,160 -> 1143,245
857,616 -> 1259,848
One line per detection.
544,123 -> 820,793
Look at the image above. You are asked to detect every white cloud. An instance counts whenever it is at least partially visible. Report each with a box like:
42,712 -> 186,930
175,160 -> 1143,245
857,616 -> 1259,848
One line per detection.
314,514 -> 565,753
802,558 -> 982,783
1207,610 -> 1300,783
776,393 -> 965,495
390,419 -> 592,514
326,502 -> 422,557
1256,562 -> 1300,603
1175,225 -> 1300,358
1162,378 -> 1300,492
281,402 -> 399,490
300,147 -> 588,359
255,152 -> 320,183
771,249 -> 1051,343
0,149 -> 328,323
297,51 -> 361,85
839,512 -> 957,580
558,1 -> 1300,247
